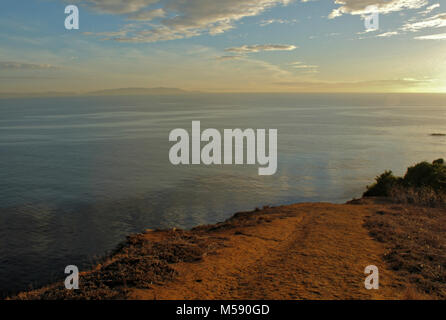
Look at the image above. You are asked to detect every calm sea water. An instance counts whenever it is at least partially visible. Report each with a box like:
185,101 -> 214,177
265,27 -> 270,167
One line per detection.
1,93 -> 445,294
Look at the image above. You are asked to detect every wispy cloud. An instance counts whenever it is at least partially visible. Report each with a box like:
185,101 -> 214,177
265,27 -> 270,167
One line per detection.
215,55 -> 244,61
290,61 -> 319,73
259,18 -> 298,26
329,0 -> 428,19
357,28 -> 379,35
376,31 -> 399,37
73,0 -> 160,14
419,3 -> 440,15
225,44 -> 297,53
83,30 -> 127,37
0,61 -> 60,70
127,8 -> 166,21
414,32 -> 446,40
274,78 -> 433,91
402,12 -> 446,31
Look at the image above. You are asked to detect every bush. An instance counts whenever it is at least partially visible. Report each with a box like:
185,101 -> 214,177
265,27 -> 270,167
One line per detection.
363,170 -> 400,197
364,159 -> 446,206
403,160 -> 446,191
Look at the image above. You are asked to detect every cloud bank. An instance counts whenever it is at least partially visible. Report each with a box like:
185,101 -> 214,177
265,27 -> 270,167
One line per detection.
77,0 -> 294,42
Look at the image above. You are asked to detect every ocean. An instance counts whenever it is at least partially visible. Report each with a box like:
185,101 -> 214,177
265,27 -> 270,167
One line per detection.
0,93 -> 445,294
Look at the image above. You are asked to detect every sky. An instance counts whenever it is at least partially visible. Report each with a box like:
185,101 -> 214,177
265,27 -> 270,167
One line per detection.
0,0 -> 445,93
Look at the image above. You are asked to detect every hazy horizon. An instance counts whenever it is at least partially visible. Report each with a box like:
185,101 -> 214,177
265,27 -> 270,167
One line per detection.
2,89 -> 446,97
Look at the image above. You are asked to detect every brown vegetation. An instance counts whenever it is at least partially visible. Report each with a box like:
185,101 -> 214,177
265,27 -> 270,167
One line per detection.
363,200 -> 446,298
14,231 -> 215,299
389,185 -> 446,208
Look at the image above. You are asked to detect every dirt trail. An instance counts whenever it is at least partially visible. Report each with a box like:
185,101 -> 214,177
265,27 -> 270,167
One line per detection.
129,202 -> 406,300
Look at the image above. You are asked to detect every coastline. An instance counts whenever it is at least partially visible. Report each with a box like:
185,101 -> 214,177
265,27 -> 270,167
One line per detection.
12,197 -> 445,300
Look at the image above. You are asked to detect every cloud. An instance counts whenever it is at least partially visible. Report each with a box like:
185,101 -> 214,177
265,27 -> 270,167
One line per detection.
214,53 -> 294,79
0,61 -> 60,70
357,28 -> 379,34
290,61 -> 319,73
259,18 -> 298,26
414,32 -> 446,39
402,12 -> 446,31
127,8 -> 166,21
292,64 -> 318,69
77,0 -> 294,42
83,30 -> 127,37
246,58 -> 292,78
225,44 -> 297,53
215,55 -> 244,61
274,78 -> 433,91
328,0 -> 429,19
376,31 -> 399,37
75,0 -> 160,14
419,3 -> 440,15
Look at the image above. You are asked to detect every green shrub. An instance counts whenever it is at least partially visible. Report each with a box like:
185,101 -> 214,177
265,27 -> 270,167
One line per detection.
364,159 -> 446,200
363,170 -> 400,197
403,159 -> 446,191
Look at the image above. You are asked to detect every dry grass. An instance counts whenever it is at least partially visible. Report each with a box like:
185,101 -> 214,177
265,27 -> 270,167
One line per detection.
12,230 -> 212,300
364,203 -> 446,299
389,185 -> 446,208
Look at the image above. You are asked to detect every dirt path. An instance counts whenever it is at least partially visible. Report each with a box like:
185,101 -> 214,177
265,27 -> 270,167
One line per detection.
129,203 -> 406,300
